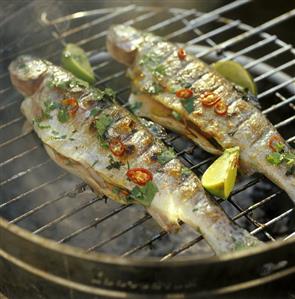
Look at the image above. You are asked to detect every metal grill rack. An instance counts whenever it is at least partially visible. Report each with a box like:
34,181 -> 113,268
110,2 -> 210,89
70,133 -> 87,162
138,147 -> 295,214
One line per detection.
0,0 -> 295,261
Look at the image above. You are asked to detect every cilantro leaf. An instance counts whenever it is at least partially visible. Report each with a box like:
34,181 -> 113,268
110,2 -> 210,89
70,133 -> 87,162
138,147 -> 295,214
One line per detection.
103,88 -> 116,101
182,97 -> 195,113
171,111 -> 182,121
157,148 -> 176,165
57,108 -> 70,123
152,64 -> 166,77
129,181 -> 158,207
266,152 -> 283,165
284,152 -> 295,166
106,155 -> 123,170
90,107 -> 101,117
95,114 -> 112,137
129,102 -> 142,114
274,142 -> 285,153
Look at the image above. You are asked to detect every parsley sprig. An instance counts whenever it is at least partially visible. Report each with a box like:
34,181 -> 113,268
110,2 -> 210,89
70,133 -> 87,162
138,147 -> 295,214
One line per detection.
266,142 -> 295,176
128,181 -> 158,207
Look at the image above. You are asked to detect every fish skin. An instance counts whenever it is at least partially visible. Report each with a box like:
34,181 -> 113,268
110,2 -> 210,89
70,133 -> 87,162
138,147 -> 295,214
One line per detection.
9,55 -> 262,254
107,25 -> 295,203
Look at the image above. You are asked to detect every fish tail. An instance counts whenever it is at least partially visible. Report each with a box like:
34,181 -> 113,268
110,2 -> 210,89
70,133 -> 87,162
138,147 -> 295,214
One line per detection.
178,194 -> 262,254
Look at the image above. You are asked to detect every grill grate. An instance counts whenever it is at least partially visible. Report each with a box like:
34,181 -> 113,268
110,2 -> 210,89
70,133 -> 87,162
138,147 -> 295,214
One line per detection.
0,1 -> 295,260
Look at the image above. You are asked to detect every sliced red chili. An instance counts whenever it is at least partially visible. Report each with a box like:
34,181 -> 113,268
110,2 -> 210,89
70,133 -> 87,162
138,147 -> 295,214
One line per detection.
127,168 -> 153,186
62,98 -> 79,116
214,99 -> 228,116
177,48 -> 186,60
109,139 -> 125,157
268,135 -> 283,152
176,88 -> 193,99
200,91 -> 220,107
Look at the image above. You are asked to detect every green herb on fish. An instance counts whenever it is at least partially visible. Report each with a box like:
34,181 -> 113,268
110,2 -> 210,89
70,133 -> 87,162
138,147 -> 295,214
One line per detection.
103,88 -> 116,101
91,160 -> 99,167
144,83 -> 163,95
51,134 -> 67,140
171,111 -> 182,121
266,146 -> 295,176
36,123 -> 51,129
57,108 -> 70,123
266,152 -> 283,166
152,64 -> 166,77
128,181 -> 158,207
95,114 -> 113,137
90,107 -> 101,117
182,97 -> 195,113
106,155 -> 124,170
157,148 -> 176,165
139,52 -> 162,67
181,166 -> 191,177
129,101 -> 142,113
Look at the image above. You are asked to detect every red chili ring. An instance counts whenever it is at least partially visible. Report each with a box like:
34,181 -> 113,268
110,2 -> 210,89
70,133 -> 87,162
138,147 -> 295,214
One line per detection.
109,139 -> 125,157
62,98 -> 79,115
177,48 -> 186,60
176,88 -> 193,99
126,168 -> 153,186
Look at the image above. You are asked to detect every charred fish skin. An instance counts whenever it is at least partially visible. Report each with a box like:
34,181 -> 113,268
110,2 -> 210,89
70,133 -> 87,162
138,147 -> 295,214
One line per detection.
107,25 -> 295,203
9,55 -> 262,254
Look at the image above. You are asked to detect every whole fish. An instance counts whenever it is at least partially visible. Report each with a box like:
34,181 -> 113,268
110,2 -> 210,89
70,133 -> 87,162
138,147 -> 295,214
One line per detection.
9,55 -> 261,254
107,25 -> 295,203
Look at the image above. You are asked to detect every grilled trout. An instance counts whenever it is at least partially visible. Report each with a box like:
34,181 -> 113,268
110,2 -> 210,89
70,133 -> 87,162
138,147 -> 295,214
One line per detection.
9,55 -> 261,254
107,25 -> 295,203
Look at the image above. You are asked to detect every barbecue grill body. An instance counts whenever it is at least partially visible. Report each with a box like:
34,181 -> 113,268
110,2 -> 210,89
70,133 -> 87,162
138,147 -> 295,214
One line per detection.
0,1 -> 295,298
1,219 -> 295,298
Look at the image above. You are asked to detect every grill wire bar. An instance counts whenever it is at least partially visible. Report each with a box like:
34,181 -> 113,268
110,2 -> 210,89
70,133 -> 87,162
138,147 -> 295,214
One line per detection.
0,1 -> 295,260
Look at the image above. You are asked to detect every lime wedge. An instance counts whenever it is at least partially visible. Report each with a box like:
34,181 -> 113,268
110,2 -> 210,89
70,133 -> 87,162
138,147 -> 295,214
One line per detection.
61,43 -> 95,84
213,60 -> 257,95
201,147 -> 240,200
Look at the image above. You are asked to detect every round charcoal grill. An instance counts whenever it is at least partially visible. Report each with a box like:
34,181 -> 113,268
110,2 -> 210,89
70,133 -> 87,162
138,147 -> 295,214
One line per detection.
0,1 -> 295,298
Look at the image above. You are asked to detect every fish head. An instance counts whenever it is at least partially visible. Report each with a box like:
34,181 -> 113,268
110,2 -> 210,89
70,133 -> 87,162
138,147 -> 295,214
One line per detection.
9,55 -> 48,96
107,25 -> 143,66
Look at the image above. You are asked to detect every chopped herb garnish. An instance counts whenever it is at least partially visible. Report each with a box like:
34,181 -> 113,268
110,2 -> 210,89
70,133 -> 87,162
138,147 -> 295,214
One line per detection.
69,138 -> 75,141
103,88 -> 116,101
106,155 -> 124,170
51,130 -> 59,135
44,101 -> 60,112
266,152 -> 283,166
128,181 -> 158,207
112,186 -> 121,194
171,111 -> 182,121
90,107 -> 101,117
92,160 -> 99,167
266,146 -> 295,176
51,134 -> 67,140
139,52 -> 162,67
181,167 -> 191,177
129,101 -> 142,113
157,148 -> 176,165
95,114 -> 113,137
182,97 -> 195,113
145,84 -> 163,95
284,152 -> 295,166
57,108 -> 70,123
36,123 -> 51,129
152,64 -> 166,77
274,142 -> 285,153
